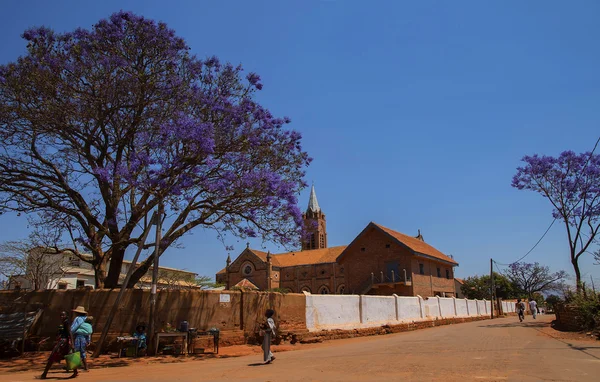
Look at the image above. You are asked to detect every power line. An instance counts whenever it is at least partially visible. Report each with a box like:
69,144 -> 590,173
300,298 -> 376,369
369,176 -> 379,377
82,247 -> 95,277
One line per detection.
495,219 -> 557,266
494,261 -> 504,274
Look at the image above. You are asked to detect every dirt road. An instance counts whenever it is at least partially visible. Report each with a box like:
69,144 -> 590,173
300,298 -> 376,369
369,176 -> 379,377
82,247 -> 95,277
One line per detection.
3,315 -> 599,381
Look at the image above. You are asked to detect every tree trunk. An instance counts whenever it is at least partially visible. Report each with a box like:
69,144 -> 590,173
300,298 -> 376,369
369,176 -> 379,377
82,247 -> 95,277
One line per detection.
104,247 -> 126,288
572,257 -> 582,292
94,260 -> 108,289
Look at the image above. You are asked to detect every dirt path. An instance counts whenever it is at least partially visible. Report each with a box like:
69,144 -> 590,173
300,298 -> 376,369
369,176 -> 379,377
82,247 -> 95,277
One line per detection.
2,315 -> 599,381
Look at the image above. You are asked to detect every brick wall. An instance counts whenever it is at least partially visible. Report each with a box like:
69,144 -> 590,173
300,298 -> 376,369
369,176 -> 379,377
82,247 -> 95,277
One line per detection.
339,225 -> 413,294
277,263 -> 345,294
555,304 -> 581,331
226,250 -> 269,290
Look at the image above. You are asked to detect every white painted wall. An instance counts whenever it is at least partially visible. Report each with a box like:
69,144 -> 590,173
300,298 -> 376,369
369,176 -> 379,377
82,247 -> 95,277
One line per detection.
467,300 -> 478,316
305,294 -> 491,332
361,295 -> 396,325
305,294 -> 361,330
455,299 -> 469,317
477,300 -> 487,315
422,297 -> 441,318
396,296 -> 422,321
439,297 -> 456,317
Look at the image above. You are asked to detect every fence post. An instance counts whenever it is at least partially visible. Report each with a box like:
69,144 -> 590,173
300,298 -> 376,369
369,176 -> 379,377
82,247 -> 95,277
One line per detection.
452,296 -> 457,317
359,295 -> 364,324
391,270 -> 395,283
475,299 -> 480,316
483,299 -> 488,315
417,295 -> 424,318
380,271 -> 384,283
465,298 -> 470,316
436,296 -> 442,317
393,294 -> 399,321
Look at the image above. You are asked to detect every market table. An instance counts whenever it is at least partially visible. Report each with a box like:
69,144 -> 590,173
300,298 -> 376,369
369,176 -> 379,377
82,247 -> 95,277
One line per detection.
154,332 -> 188,356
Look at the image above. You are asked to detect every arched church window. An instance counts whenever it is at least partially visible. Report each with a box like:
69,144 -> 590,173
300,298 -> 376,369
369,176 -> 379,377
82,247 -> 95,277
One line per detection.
301,286 -> 311,293
320,234 -> 324,248
310,233 -> 315,248
337,284 -> 345,294
318,285 -> 329,294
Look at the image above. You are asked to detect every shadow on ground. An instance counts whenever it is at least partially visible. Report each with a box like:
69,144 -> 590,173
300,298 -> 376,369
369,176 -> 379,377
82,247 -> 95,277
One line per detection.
477,321 -> 547,329
0,352 -> 224,373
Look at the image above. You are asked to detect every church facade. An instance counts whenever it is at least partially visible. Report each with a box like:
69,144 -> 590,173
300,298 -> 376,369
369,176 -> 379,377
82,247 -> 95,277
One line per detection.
216,187 -> 458,297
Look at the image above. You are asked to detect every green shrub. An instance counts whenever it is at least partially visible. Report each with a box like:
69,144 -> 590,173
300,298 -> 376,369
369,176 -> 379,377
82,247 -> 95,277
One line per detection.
565,289 -> 600,331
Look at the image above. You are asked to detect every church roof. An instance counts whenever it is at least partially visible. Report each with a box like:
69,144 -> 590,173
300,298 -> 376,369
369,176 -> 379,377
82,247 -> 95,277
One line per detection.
234,278 -> 259,290
372,223 -> 458,265
307,185 -> 320,213
270,246 -> 347,267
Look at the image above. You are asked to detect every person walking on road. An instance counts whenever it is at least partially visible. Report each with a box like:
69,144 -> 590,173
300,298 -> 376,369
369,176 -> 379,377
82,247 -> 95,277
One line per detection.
516,299 -> 526,322
529,298 -> 538,319
40,311 -> 76,379
260,309 -> 277,364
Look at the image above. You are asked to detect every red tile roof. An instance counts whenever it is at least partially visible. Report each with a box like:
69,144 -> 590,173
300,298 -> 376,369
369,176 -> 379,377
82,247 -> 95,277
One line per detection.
234,278 -> 259,290
455,278 -> 465,284
372,223 -> 458,265
270,246 -> 347,267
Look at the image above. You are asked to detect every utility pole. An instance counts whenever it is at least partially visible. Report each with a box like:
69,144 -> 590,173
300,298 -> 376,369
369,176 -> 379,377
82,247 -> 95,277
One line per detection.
490,258 -> 494,319
148,201 -> 164,355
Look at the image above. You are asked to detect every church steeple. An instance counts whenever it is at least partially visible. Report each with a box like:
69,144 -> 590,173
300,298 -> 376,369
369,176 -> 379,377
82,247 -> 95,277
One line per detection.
301,184 -> 327,250
307,185 -> 320,213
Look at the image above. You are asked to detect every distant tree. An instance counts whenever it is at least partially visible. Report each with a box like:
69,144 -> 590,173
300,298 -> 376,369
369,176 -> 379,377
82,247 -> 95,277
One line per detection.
504,262 -> 567,298
0,228 -> 73,290
512,150 -> 600,290
545,294 -> 562,310
461,273 -> 517,300
0,12 -> 310,288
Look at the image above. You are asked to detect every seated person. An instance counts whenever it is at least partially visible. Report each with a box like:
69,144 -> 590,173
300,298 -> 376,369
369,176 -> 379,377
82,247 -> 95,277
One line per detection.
133,324 -> 147,354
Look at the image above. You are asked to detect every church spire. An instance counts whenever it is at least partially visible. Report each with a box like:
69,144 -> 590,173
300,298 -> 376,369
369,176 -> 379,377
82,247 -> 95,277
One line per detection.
307,184 -> 320,213
301,184 -> 327,250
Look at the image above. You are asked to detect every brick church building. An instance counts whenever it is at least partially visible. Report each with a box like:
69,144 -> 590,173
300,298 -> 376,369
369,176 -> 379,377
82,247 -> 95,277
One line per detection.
216,186 -> 458,297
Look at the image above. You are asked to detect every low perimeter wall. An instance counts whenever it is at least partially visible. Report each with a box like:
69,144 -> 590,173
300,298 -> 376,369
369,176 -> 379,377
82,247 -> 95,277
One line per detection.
0,289 -> 306,343
305,294 -> 491,331
0,290 -> 494,348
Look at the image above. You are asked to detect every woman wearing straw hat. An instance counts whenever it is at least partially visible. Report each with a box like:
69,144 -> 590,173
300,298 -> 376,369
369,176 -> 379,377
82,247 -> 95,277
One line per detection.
70,306 -> 89,374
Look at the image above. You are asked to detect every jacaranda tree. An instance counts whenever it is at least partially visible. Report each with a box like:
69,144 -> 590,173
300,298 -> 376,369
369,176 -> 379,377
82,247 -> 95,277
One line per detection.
504,262 -> 566,298
0,12 -> 310,288
512,151 -> 600,289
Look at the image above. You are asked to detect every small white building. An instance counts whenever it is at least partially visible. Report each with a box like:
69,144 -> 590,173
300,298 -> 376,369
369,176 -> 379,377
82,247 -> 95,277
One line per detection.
7,250 -> 198,290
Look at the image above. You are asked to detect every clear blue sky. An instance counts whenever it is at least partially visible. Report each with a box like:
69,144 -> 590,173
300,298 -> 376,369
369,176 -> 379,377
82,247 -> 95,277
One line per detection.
1,1 -> 599,286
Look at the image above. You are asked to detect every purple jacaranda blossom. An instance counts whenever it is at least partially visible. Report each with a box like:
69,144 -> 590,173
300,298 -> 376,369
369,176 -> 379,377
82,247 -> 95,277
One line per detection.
0,11 -> 310,288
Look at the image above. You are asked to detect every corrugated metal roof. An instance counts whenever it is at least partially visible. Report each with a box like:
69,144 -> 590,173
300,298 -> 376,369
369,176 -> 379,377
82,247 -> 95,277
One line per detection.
0,311 -> 41,341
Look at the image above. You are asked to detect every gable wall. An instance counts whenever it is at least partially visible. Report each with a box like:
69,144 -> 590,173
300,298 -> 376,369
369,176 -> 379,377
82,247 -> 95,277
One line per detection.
338,226 -> 413,294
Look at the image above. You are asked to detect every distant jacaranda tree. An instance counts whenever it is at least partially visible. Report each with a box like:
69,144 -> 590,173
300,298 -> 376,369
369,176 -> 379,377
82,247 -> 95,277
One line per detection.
0,12 -> 310,288
512,150 -> 600,290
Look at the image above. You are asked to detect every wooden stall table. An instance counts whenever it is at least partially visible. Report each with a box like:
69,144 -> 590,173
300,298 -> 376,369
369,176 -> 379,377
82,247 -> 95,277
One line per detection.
116,336 -> 139,358
188,330 -> 219,354
155,332 -> 188,356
